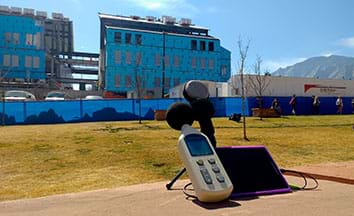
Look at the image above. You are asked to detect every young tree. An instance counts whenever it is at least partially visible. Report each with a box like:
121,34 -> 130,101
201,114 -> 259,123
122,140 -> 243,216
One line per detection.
247,56 -> 271,98
247,56 -> 271,120
237,37 -> 250,141
131,58 -> 147,124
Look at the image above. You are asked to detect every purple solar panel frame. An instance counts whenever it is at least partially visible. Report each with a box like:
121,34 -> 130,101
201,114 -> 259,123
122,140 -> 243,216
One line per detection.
216,145 -> 292,198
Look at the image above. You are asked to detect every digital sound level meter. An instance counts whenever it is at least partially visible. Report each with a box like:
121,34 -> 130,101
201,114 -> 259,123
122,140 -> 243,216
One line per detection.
177,124 -> 233,202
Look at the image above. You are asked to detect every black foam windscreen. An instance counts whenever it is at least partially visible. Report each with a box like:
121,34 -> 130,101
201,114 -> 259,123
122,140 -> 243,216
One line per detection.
165,102 -> 194,131
216,147 -> 290,197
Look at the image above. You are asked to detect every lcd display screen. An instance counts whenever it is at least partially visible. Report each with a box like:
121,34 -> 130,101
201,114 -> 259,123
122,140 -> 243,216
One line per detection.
184,134 -> 213,157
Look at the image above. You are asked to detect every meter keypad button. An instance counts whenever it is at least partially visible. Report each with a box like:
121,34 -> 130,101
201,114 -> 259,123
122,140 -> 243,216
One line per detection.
212,165 -> 220,173
216,174 -> 225,183
208,158 -> 216,164
200,168 -> 213,184
196,160 -> 204,166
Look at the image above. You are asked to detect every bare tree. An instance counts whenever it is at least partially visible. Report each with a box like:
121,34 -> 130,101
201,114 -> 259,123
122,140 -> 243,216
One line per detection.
237,37 -> 250,141
131,55 -> 147,124
247,56 -> 271,97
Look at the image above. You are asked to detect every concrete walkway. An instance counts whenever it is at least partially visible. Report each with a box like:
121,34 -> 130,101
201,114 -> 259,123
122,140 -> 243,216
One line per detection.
1,162 -> 354,216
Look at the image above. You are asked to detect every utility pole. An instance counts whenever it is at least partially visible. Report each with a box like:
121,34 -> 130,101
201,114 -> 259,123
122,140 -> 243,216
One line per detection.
161,32 -> 166,98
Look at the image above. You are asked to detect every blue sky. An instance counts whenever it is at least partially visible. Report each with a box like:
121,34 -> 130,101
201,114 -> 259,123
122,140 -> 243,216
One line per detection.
2,0 -> 354,73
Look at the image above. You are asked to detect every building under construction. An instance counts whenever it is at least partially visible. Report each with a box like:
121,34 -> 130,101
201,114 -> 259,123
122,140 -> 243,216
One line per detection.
99,13 -> 231,98
0,5 -> 99,98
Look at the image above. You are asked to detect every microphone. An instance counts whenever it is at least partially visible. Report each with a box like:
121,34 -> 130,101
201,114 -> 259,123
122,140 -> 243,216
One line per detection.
166,102 -> 194,131
165,101 -> 233,202
183,80 -> 216,148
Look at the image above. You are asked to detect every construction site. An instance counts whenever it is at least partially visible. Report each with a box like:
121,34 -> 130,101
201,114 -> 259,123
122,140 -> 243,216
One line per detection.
0,5 -> 100,99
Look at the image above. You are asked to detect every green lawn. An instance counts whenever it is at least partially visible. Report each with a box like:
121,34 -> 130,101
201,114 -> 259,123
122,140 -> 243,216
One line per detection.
1,115 -> 354,201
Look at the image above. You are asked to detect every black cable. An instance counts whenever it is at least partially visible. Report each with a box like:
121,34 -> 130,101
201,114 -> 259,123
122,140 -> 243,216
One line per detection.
183,182 -> 198,199
182,169 -> 319,200
301,172 -> 319,190
280,168 -> 319,190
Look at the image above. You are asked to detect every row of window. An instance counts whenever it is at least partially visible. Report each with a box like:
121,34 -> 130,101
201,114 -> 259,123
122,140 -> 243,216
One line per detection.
114,51 -> 215,69
113,32 -> 215,52
114,75 -> 180,88
114,32 -> 142,45
2,54 -> 40,68
191,40 -> 214,51
3,32 -> 41,47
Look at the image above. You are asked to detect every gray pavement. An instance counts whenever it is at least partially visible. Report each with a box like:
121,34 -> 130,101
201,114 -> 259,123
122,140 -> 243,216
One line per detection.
1,175 -> 354,216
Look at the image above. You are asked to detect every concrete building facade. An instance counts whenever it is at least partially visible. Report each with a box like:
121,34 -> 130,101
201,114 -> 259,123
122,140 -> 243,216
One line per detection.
99,14 -> 231,98
230,75 -> 354,97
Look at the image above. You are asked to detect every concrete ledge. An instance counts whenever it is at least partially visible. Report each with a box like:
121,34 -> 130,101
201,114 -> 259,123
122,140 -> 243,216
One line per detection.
1,177 -> 354,216
2,161 -> 354,216
287,161 -> 354,185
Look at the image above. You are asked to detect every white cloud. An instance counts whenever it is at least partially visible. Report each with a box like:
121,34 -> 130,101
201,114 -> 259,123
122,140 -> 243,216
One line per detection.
263,57 -> 306,72
122,0 -> 199,16
337,37 -> 354,48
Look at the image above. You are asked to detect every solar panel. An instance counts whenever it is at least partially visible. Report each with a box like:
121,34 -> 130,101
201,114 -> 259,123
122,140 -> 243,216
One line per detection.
216,146 -> 291,198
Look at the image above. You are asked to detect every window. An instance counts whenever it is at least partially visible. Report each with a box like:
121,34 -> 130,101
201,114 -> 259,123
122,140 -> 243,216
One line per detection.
154,77 -> 161,87
221,65 -> 227,76
136,52 -> 142,65
26,34 -> 33,45
3,55 -> 11,66
64,38 -> 69,52
114,32 -> 122,43
173,78 -> 180,86
208,59 -> 214,69
191,40 -> 197,50
164,55 -> 170,67
200,41 -> 206,51
58,37 -> 63,52
25,56 -> 32,68
191,57 -> 196,68
200,58 -> 206,69
125,75 -> 131,87
125,33 -> 132,44
155,54 -> 160,66
45,36 -> 52,49
33,57 -> 40,68
135,34 -> 142,45
164,77 -> 170,89
136,75 -> 142,86
125,51 -> 131,64
34,33 -> 41,49
174,56 -> 179,67
12,55 -> 19,67
4,32 -> 11,43
13,33 -> 20,45
115,51 -> 121,64
208,42 -> 214,51
115,75 -> 121,87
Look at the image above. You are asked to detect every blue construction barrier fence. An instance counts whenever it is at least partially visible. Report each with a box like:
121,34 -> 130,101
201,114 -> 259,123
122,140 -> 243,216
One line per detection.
0,96 -> 352,125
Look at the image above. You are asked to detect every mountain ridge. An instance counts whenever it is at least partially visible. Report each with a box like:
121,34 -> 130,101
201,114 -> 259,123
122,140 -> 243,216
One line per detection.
272,55 -> 354,80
